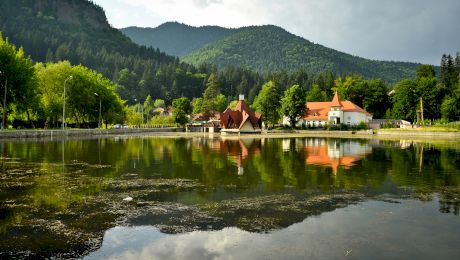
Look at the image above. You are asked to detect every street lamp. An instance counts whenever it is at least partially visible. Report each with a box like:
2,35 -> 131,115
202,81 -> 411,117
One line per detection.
0,71 -> 7,130
133,98 -> 145,126
94,92 -> 101,129
62,75 -> 73,130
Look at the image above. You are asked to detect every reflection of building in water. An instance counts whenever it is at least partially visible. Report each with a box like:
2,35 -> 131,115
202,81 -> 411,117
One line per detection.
217,138 -> 261,175
303,139 -> 372,174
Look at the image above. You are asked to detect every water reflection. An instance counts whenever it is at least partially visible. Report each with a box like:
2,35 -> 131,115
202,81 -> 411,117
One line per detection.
0,136 -> 459,258
87,198 -> 460,260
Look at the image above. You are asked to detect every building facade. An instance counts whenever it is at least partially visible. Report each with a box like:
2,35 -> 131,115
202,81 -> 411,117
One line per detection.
220,96 -> 262,134
284,92 -> 372,127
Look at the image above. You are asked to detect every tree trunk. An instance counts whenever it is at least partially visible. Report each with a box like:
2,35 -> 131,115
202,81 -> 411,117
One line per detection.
26,110 -> 35,129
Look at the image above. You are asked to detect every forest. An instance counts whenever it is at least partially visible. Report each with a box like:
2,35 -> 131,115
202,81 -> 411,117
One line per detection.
0,0 -> 459,129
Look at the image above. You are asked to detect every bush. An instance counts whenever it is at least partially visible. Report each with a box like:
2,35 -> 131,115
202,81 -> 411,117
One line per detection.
147,115 -> 175,126
356,121 -> 368,130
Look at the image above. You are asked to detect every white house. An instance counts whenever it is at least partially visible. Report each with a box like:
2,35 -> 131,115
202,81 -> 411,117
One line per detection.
284,92 -> 372,127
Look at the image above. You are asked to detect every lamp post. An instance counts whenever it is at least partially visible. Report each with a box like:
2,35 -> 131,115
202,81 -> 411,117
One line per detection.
0,71 -> 7,130
62,75 -> 73,130
134,98 -> 143,125
94,93 -> 101,129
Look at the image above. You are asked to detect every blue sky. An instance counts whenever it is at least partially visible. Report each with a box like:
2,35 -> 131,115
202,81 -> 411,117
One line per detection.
93,0 -> 460,65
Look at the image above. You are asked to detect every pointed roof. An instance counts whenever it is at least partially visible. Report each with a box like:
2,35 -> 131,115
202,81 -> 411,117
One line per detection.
331,91 -> 342,107
220,100 -> 262,130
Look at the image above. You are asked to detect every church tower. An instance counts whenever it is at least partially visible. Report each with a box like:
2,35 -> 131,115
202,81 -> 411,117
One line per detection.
328,91 -> 343,124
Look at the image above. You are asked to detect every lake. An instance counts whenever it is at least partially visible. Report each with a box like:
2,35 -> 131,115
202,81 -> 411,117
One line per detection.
0,135 -> 459,259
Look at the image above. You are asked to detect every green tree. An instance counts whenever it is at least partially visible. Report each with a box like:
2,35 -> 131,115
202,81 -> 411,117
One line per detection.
192,97 -> 203,115
35,61 -> 73,128
391,79 -> 417,121
153,99 -> 166,109
172,97 -> 192,126
0,33 -> 37,128
200,73 -> 228,114
363,79 -> 390,119
36,61 -> 125,128
280,85 -> 306,128
306,84 -> 327,102
441,80 -> 460,121
334,75 -> 367,108
253,81 -> 281,128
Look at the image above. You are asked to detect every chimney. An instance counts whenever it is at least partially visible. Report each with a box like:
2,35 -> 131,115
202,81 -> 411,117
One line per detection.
239,94 -> 245,101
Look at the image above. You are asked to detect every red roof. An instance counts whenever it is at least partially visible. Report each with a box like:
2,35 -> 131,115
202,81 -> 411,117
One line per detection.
331,91 -> 342,107
302,92 -> 371,121
220,100 -> 262,130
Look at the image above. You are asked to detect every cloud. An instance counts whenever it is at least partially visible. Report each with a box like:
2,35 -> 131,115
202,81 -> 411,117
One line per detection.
193,0 -> 223,8
93,0 -> 460,64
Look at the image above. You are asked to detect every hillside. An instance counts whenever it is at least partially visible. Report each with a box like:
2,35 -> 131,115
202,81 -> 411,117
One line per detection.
122,22 -> 235,57
182,25 -> 420,83
123,22 -> 421,83
0,0 -> 202,102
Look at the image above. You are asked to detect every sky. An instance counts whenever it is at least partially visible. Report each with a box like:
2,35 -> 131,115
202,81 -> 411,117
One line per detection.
92,0 -> 460,65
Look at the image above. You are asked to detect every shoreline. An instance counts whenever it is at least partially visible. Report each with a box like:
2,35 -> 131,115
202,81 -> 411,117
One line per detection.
0,128 -> 458,142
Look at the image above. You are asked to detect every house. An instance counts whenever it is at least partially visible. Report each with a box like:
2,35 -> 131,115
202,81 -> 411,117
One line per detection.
285,91 -> 372,127
188,112 -> 221,132
220,95 -> 262,134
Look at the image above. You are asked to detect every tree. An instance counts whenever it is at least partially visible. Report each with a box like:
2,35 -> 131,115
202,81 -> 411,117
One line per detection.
153,99 -> 166,109
192,97 -> 203,115
416,64 -> 436,79
306,84 -> 327,102
280,85 -> 306,128
253,81 -> 281,128
440,54 -> 458,91
200,73 -> 228,114
334,75 -> 367,108
172,97 -> 192,126
35,61 -> 73,128
391,80 -> 417,121
0,33 -> 37,128
363,79 -> 390,119
441,80 -> 460,121
36,61 -> 125,128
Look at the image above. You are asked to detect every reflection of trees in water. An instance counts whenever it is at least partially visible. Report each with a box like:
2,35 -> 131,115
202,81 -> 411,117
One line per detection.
1,137 -> 460,257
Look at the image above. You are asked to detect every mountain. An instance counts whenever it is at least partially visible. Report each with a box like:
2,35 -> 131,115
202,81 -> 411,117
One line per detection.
122,22 -> 235,57
183,25 -> 421,83
124,23 -> 420,83
0,0 -> 202,102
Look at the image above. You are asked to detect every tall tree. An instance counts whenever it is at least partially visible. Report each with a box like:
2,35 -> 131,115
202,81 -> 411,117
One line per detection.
334,75 -> 367,108
0,33 -> 37,128
363,79 -> 390,119
253,81 -> 281,128
391,80 -> 418,121
306,84 -> 327,102
201,73 -> 227,113
280,85 -> 306,128
172,97 -> 192,126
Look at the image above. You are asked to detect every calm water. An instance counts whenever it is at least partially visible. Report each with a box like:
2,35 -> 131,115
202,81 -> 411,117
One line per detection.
0,135 -> 459,259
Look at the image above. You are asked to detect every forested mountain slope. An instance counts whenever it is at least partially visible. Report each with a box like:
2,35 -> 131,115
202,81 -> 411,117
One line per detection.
0,0 -> 203,102
182,25 -> 420,83
123,22 -> 421,83
122,22 -> 235,57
